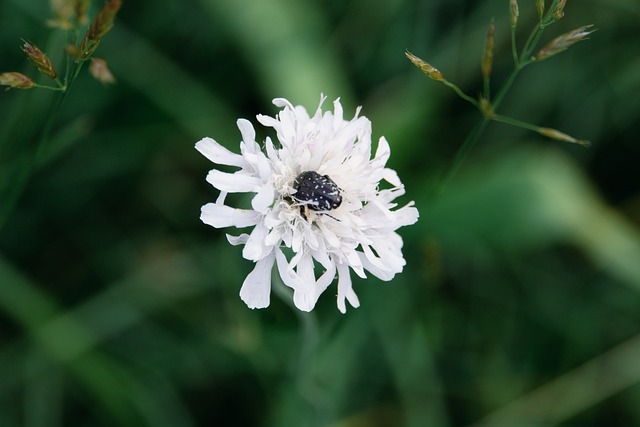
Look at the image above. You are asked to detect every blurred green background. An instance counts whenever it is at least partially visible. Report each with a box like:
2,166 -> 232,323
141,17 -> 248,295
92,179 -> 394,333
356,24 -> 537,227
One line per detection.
1,0 -> 640,426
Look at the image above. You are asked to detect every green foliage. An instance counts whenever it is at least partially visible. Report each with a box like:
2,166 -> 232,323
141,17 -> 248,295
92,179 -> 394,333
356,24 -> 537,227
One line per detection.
1,0 -> 639,426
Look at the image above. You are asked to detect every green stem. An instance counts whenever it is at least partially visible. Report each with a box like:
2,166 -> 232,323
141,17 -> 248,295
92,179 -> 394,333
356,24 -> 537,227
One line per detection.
33,84 -> 66,92
437,118 -> 490,193
0,61 -> 85,231
443,80 -> 479,108
436,10 -> 554,192
483,76 -> 490,102
519,22 -> 542,64
271,274 -> 327,426
492,65 -> 521,110
490,114 -> 541,132
511,26 -> 519,66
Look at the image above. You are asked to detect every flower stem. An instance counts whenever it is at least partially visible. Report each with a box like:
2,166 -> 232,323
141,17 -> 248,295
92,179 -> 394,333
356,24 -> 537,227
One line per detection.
436,14 -> 555,192
272,274 -> 328,426
520,22 -> 542,63
491,114 -> 541,132
33,84 -> 66,91
492,65 -> 521,110
511,26 -> 519,66
443,80 -> 479,108
483,76 -> 491,102
0,61 -> 84,231
437,118 -> 490,193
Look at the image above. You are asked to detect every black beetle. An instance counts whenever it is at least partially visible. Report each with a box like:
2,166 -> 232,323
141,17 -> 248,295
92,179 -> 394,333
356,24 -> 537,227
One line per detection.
292,171 -> 342,212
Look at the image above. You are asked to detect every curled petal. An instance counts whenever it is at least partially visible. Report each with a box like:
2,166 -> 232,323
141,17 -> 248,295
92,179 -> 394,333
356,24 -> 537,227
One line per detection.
362,244 -> 389,272
315,256 -> 337,296
272,97 -> 296,111
242,223 -> 271,261
337,262 -> 360,314
275,248 -> 302,291
345,250 -> 366,279
395,203 -> 420,227
358,251 -> 396,281
251,185 -> 275,213
383,168 -> 402,187
237,119 -> 256,144
256,114 -> 279,129
226,233 -> 249,246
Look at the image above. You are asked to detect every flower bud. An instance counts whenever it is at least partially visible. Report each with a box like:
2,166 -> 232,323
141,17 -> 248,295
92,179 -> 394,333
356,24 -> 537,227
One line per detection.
87,0 -> 122,41
536,0 -> 545,19
0,72 -> 36,89
48,0 -> 74,29
49,0 -> 91,27
75,0 -> 90,23
79,36 -> 101,60
554,0 -> 567,20
479,97 -> 494,118
65,43 -> 81,59
405,51 -> 445,82
510,0 -> 519,28
79,0 -> 122,60
481,19 -> 495,80
21,40 -> 57,79
534,25 -> 595,61
89,57 -> 116,84
538,127 -> 590,147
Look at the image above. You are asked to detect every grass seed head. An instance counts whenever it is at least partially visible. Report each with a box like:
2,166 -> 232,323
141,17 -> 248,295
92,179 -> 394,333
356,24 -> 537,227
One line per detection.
534,25 -> 596,61
21,40 -> 57,79
0,72 -> 36,90
510,0 -> 519,28
405,51 -> 445,82
481,19 -> 495,80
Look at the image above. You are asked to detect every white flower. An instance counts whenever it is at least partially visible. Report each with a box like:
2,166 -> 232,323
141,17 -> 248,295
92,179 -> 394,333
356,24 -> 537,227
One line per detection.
196,96 -> 419,313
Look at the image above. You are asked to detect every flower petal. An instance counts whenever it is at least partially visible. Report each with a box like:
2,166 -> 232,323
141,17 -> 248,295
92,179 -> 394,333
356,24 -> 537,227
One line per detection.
272,97 -> 295,111
240,254 -> 275,309
251,185 -> 275,213
195,137 -> 247,168
226,233 -> 249,246
361,244 -> 389,272
315,255 -> 337,296
206,170 -> 261,193
395,203 -> 420,227
242,223 -> 271,261
374,136 -> 391,164
358,251 -> 396,281
345,250 -> 366,278
382,167 -> 402,187
201,203 -> 260,228
336,262 -> 360,314
275,248 -> 302,291
291,253 -> 319,312
237,119 -> 257,149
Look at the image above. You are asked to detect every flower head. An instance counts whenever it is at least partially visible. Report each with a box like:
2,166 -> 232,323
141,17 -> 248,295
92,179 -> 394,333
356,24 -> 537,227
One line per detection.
196,97 -> 419,313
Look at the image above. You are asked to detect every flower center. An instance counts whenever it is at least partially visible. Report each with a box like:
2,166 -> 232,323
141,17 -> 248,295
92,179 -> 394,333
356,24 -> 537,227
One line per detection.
291,171 -> 342,211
